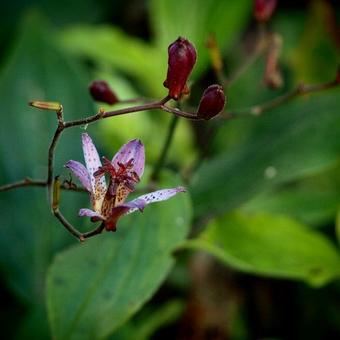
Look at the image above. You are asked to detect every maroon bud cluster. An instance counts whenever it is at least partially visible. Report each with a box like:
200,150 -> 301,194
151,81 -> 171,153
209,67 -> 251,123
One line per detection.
89,80 -> 119,105
254,0 -> 277,22
163,37 -> 197,100
197,85 -> 226,120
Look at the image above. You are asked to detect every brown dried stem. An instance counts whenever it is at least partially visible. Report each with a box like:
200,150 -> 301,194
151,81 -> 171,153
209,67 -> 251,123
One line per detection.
0,178 -> 85,192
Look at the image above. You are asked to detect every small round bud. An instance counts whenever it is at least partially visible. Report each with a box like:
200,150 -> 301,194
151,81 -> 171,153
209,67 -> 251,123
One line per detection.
89,80 -> 119,105
197,84 -> 226,120
163,37 -> 197,100
254,0 -> 277,22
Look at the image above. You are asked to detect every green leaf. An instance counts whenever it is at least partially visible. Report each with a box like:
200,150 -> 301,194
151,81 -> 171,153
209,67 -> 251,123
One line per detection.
184,211 -> 340,286
191,89 -> 340,217
241,163 -> 340,227
46,176 -> 192,340
149,0 -> 251,77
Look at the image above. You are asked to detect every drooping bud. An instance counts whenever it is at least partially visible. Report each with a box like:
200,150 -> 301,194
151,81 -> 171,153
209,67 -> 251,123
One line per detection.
254,0 -> 277,22
163,37 -> 197,100
197,85 -> 225,120
89,80 -> 119,105
264,33 -> 283,89
29,101 -> 62,111
52,176 -> 61,212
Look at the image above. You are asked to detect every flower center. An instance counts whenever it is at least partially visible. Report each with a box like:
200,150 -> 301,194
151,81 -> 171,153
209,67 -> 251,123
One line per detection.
94,157 -> 140,218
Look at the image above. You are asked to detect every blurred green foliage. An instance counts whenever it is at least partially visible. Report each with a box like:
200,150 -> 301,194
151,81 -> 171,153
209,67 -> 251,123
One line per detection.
0,0 -> 340,339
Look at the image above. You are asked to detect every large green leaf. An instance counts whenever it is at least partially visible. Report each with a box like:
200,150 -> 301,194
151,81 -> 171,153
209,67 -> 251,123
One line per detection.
191,89 -> 340,217
184,211 -> 340,286
47,176 -> 192,340
149,0 -> 251,77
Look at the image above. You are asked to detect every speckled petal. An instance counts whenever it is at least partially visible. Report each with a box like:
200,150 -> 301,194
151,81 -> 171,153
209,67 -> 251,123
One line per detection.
125,186 -> 186,214
112,139 -> 145,177
82,133 -> 107,205
64,160 -> 91,192
79,208 -> 104,222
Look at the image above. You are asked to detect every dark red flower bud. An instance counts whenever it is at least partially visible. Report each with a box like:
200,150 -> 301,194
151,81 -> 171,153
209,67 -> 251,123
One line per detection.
89,80 -> 119,105
254,0 -> 277,22
197,84 -> 226,120
163,37 -> 197,100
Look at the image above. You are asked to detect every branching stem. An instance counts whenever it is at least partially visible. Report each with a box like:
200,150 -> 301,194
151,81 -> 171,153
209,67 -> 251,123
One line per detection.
1,72 -> 339,241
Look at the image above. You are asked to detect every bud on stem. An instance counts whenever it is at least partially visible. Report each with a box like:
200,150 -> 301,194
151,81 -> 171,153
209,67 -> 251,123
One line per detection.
163,37 -> 197,100
89,80 -> 119,105
197,84 -> 226,120
29,101 -> 62,111
52,176 -> 61,211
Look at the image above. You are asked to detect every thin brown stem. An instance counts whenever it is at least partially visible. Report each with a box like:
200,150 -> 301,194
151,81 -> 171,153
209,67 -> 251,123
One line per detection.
64,96 -> 171,128
0,178 -> 46,191
222,79 -> 340,119
81,223 -> 105,239
160,105 -> 200,120
47,125 -> 64,206
53,208 -> 84,241
0,178 -> 86,192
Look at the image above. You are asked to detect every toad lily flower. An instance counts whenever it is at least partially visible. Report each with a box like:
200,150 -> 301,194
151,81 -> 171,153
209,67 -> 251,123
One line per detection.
65,133 -> 185,231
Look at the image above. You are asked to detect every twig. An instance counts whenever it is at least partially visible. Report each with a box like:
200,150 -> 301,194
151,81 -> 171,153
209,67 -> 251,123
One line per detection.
222,79 -> 340,119
81,223 -> 105,240
53,208 -> 84,241
160,105 -> 199,120
53,208 -> 105,242
0,178 -> 46,191
47,125 -> 64,206
0,178 -> 86,192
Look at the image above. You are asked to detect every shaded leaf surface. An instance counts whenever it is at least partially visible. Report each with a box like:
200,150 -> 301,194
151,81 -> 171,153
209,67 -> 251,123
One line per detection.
185,211 -> 340,286
47,177 -> 191,340
242,163 -> 340,227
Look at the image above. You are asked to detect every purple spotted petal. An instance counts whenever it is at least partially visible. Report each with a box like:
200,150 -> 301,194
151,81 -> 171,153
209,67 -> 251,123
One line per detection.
112,139 -> 145,177
65,160 -> 92,192
125,186 -> 186,214
82,133 -> 107,202
79,208 -> 103,222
